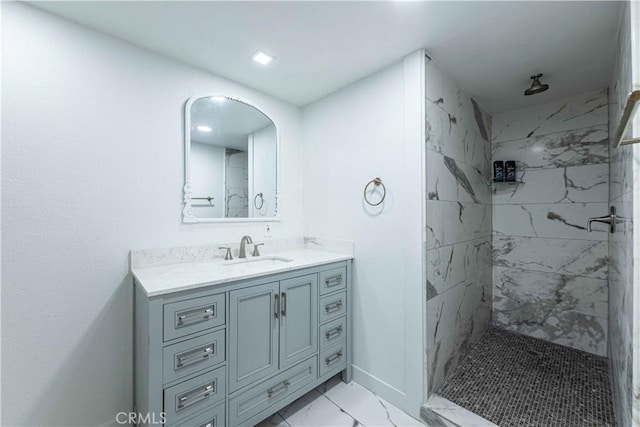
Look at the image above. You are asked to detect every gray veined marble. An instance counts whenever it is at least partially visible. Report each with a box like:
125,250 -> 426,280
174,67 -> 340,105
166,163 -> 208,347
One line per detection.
608,11 -> 636,419
427,201 -> 491,249
427,100 -> 472,165
426,300 -> 491,394
425,56 -> 492,398
610,142 -> 634,200
427,279 -> 489,349
492,89 -> 608,143
470,98 -> 490,142
492,125 -> 609,171
423,395 -> 498,427
490,88 -> 610,360
443,156 -> 479,203
426,100 -> 492,174
425,58 -> 492,143
493,235 -> 608,280
426,242 -> 467,300
225,149 -> 249,217
492,163 -> 609,205
493,266 -> 608,319
426,151 -> 490,204
493,202 -> 609,241
493,303 -> 607,356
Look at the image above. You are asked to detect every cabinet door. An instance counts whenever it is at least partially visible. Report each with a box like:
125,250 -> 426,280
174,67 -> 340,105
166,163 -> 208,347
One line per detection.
229,281 -> 280,392
279,274 -> 318,369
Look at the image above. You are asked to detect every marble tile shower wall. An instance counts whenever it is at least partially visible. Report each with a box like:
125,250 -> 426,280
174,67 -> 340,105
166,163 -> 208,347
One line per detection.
225,149 -> 249,217
608,2 -> 638,425
424,57 -> 493,395
491,89 -> 610,356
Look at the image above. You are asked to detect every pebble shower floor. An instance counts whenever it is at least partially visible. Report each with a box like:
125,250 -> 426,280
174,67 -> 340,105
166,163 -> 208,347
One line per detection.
437,328 -> 615,426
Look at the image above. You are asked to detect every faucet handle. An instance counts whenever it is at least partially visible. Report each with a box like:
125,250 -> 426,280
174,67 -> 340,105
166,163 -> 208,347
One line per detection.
252,243 -> 264,257
218,246 -> 233,260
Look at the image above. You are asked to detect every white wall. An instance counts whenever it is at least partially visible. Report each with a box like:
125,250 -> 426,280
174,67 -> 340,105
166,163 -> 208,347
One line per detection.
1,3 -> 303,425
190,142 -> 225,218
302,51 -> 425,415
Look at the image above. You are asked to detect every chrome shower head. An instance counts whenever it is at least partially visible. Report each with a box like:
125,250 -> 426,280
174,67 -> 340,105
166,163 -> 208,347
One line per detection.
524,73 -> 549,96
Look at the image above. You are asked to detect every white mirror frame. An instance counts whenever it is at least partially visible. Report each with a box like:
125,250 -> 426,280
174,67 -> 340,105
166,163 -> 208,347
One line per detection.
182,93 -> 281,223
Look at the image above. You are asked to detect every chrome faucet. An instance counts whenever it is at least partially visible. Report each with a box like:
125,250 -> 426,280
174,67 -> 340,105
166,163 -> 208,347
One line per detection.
239,235 -> 253,258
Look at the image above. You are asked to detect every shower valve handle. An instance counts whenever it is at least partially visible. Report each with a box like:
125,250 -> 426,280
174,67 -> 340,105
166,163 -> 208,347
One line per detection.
587,207 -> 616,233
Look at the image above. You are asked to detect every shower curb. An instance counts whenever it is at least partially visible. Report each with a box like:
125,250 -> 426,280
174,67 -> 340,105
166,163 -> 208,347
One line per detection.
421,395 -> 498,427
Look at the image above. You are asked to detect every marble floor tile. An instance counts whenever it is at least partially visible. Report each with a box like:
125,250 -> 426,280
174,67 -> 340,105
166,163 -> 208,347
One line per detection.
278,389 -> 361,427
255,413 -> 291,427
321,378 -> 424,427
258,376 -> 425,427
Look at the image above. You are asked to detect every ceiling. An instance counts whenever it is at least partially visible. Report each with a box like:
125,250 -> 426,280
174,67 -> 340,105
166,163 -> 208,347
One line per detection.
190,96 -> 273,150
31,1 -> 622,113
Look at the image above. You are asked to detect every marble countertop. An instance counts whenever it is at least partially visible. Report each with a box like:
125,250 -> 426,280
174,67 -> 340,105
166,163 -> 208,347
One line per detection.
133,248 -> 353,297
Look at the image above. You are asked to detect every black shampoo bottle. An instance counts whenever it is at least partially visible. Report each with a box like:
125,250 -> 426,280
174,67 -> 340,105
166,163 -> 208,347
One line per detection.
493,161 -> 504,182
505,161 -> 516,182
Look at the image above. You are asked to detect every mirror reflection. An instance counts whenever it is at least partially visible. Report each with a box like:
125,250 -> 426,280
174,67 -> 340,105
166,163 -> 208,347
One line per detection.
184,95 -> 278,221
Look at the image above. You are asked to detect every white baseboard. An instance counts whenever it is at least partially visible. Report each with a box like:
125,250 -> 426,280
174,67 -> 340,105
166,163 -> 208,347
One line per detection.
352,364 -> 420,418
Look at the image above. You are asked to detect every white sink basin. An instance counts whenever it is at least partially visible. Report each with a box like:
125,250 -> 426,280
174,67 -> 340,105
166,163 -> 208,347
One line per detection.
223,255 -> 294,267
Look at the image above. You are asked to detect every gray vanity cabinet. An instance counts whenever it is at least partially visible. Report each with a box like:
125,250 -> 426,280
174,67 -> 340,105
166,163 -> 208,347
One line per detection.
134,259 -> 351,427
229,282 -> 280,392
229,275 -> 318,392
278,274 -> 318,369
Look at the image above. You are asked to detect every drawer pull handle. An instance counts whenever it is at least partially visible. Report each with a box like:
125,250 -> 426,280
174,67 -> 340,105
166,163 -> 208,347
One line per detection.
176,344 -> 214,368
176,306 -> 214,327
177,383 -> 214,410
325,300 -> 343,314
325,351 -> 343,366
267,380 -> 291,398
325,326 -> 343,340
325,276 -> 343,287
199,419 -> 216,427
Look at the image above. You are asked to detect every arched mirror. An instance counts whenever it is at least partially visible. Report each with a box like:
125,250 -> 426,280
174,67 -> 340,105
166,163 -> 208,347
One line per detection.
183,95 -> 279,222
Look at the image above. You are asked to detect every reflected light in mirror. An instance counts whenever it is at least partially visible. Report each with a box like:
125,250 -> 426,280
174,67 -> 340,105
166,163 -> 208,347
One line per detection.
209,96 -> 226,102
196,125 -> 212,132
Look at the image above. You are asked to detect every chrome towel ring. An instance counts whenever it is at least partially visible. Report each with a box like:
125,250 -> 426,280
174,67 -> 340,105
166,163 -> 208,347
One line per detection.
363,177 -> 386,206
254,192 -> 264,210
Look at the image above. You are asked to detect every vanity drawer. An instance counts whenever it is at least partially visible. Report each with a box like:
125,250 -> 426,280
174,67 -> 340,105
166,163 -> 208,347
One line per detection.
163,366 -> 226,425
228,356 -> 317,426
319,343 -> 346,377
319,267 -> 347,295
319,291 -> 347,324
168,400 -> 225,427
163,294 -> 225,341
319,316 -> 346,352
163,329 -> 226,384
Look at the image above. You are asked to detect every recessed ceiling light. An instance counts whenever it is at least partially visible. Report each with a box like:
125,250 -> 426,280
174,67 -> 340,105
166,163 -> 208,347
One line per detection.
251,50 -> 274,65
196,125 -> 212,132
